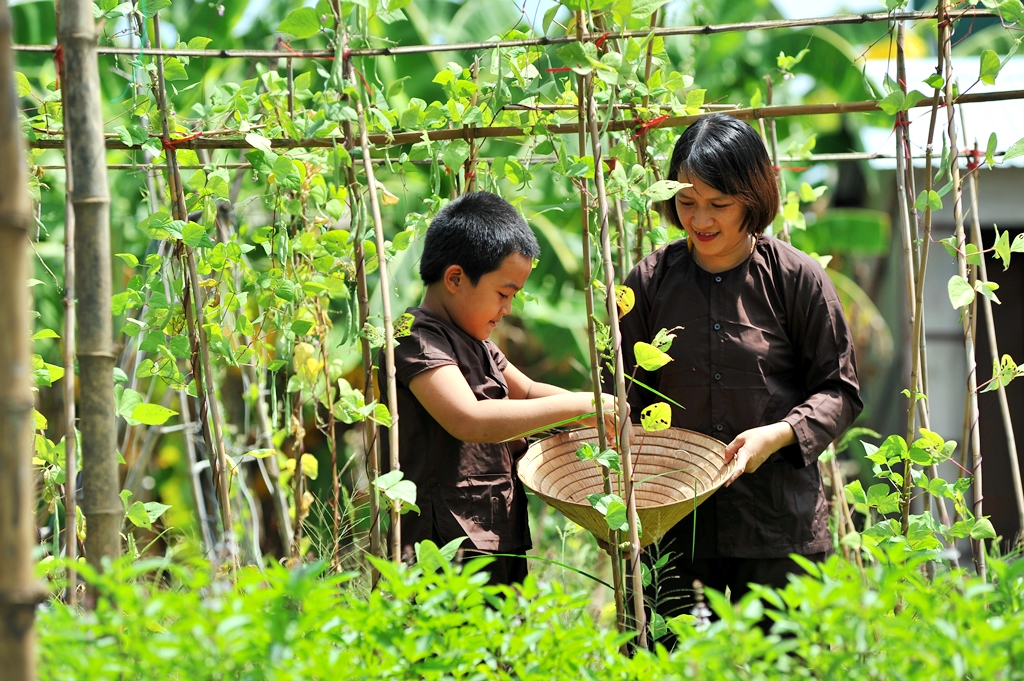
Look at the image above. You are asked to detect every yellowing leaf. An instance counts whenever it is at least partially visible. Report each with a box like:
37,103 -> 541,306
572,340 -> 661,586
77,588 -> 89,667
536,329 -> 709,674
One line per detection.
379,186 -> 399,206
615,285 -> 635,319
293,342 -> 315,371
640,402 -> 671,432
300,453 -> 319,480
393,312 -> 415,338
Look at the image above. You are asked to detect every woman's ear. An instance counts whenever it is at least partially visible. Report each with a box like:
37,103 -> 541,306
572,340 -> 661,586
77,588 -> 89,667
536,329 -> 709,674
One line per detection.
442,264 -> 464,294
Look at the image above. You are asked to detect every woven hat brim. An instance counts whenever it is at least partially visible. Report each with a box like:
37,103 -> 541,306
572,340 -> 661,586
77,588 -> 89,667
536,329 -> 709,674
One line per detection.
517,427 -> 734,548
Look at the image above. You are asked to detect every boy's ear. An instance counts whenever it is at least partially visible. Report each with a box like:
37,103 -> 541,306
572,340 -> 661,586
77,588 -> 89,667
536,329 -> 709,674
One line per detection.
442,264 -> 464,294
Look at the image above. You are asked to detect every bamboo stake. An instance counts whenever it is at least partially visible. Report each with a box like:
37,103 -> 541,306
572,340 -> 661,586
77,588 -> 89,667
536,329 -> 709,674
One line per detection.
0,2 -> 41,673
763,77 -> 789,243
10,7 -> 999,60
961,129 -> 1024,544
350,51 -> 402,564
342,135 -> 382,577
574,38 -> 626,630
151,13 -> 237,571
34,147 -> 1024,173
58,60 -> 79,607
936,1 -> 984,580
582,38 -> 647,652
58,0 -> 121,575
25,88 -> 1024,153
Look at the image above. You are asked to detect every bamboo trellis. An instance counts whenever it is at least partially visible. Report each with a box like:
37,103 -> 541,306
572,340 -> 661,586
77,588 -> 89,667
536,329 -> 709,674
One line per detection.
7,0 -> 1023,651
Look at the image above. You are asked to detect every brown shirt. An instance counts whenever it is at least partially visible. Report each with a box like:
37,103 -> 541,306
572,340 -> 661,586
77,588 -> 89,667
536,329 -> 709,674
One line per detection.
381,307 -> 531,555
615,236 -> 862,558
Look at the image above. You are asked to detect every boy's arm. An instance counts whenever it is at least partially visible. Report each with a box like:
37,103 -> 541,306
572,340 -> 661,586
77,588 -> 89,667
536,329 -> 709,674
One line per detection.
503,362 -> 569,399
408,364 -> 613,443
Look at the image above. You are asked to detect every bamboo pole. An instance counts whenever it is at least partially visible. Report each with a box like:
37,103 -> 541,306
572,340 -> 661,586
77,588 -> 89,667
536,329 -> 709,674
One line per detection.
58,0 -> 121,574
57,56 -> 79,607
33,147 -> 1024,172
349,50 -> 402,564
574,33 -> 626,629
964,148 -> 1024,545
26,89 -> 1024,153
581,26 -> 646,647
936,0 -> 984,579
10,7 -> 999,60
150,14 -> 237,571
0,2 -> 40,674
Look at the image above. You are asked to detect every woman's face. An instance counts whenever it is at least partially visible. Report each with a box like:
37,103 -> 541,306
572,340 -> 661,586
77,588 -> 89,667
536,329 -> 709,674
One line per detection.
674,172 -> 752,273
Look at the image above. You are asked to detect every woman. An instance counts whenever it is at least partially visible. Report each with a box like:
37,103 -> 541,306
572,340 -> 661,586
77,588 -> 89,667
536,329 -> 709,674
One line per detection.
616,113 -> 862,622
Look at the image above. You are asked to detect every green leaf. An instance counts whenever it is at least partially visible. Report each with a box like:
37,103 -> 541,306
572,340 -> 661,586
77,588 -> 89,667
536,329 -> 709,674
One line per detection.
126,501 -> 153,529
1003,136 -> 1024,164
644,179 -> 687,201
162,57 -> 188,82
139,0 -> 170,18
441,140 -> 471,170
844,479 -> 867,506
640,402 -> 671,432
32,329 -> 60,340
131,403 -> 178,426
630,0 -> 672,17
979,49 -> 1001,85
300,453 -> 319,480
245,133 -> 274,154
878,90 -> 904,116
115,252 -> 139,267
181,222 -> 213,249
291,319 -> 314,336
924,73 -> 945,89
947,275 -> 975,309
555,41 -> 599,75
595,449 -> 622,474
914,189 -> 942,212
277,7 -> 321,39
968,517 -> 997,540
576,443 -> 599,462
187,36 -> 212,50
997,0 -> 1023,23
634,341 -> 672,371
604,498 -> 629,532
14,71 -> 31,98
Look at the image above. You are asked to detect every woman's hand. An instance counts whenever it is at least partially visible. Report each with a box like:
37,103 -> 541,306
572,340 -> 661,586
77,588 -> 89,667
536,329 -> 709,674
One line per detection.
722,422 -> 796,486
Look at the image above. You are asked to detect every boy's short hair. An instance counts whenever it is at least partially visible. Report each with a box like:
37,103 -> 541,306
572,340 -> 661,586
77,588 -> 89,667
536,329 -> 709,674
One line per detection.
658,113 -> 780,236
419,191 -> 540,285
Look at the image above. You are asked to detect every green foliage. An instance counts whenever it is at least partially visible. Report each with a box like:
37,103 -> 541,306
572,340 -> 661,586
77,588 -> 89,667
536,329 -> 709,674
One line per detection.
37,549 -> 1024,680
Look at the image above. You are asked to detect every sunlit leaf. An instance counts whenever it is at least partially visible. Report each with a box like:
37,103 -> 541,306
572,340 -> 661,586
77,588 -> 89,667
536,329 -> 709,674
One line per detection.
614,285 -> 634,318
640,402 -> 671,432
277,7 -> 321,39
130,403 -> 178,426
634,341 -> 672,371
947,275 -> 974,310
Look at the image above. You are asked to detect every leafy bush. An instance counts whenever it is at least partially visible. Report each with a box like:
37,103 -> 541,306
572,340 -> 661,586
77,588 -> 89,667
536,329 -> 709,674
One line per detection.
39,548 -> 1024,680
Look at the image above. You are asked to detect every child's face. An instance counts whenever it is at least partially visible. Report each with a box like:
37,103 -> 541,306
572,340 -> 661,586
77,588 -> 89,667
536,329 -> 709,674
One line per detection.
449,253 -> 533,341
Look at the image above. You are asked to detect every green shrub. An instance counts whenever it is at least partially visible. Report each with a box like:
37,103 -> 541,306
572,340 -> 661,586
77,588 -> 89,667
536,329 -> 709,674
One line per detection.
38,549 -> 1024,680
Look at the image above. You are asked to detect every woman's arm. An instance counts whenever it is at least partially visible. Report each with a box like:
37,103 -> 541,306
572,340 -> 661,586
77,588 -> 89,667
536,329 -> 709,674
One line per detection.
722,422 -> 796,486
409,363 -> 615,443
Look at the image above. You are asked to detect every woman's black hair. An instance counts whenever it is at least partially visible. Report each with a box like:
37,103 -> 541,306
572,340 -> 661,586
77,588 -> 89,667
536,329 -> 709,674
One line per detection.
419,191 -> 540,285
659,113 -> 780,236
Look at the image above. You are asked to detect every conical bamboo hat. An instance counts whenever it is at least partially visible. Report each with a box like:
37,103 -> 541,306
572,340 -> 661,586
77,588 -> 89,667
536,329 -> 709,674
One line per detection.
517,427 -> 734,548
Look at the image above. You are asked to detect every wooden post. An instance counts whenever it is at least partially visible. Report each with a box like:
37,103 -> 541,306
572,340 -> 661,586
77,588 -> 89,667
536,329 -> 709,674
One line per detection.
58,0 -> 121,572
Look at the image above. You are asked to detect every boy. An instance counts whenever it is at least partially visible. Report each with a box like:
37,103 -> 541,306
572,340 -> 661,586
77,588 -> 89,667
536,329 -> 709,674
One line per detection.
381,191 -> 615,586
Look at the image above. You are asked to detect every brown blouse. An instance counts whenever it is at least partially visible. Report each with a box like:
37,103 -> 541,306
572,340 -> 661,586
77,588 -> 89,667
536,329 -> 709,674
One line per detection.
380,307 -> 531,555
615,236 -> 863,558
